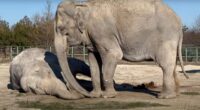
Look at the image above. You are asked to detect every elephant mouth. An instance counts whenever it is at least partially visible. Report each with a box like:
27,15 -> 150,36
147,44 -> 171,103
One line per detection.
67,39 -> 81,46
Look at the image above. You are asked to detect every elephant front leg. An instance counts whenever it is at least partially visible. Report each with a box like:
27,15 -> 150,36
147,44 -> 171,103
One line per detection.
100,50 -> 123,98
88,52 -> 102,98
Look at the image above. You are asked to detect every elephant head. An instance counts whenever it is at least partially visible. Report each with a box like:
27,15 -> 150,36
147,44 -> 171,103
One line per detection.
54,1 -> 91,97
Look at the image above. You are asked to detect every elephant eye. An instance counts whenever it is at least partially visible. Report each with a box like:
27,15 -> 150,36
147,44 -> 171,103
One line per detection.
65,33 -> 69,36
58,26 -> 65,32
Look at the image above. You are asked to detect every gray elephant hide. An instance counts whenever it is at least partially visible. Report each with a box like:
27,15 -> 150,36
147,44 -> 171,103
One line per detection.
9,48 -> 90,99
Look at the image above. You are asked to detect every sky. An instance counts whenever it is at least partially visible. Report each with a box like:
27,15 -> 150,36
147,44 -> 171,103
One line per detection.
0,0 -> 200,28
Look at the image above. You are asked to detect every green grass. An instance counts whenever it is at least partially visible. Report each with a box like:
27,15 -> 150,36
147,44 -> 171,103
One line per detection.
181,92 -> 200,96
17,101 -> 168,110
16,93 -> 25,97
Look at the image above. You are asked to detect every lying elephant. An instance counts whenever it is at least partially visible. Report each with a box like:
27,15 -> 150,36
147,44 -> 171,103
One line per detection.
54,0 -> 189,99
10,48 -> 90,99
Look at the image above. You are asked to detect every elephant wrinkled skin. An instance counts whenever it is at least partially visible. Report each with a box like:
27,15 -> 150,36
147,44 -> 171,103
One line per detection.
54,0 -> 188,99
10,48 -> 90,99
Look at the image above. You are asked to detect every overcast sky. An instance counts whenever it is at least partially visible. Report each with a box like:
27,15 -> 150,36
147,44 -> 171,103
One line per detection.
0,0 -> 200,28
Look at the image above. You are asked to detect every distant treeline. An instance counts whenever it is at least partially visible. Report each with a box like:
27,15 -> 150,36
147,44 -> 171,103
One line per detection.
0,0 -> 54,47
0,16 -> 53,46
183,25 -> 200,46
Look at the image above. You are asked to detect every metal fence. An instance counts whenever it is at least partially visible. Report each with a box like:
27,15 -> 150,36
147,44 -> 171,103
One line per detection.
0,46 -> 200,63
182,46 -> 200,63
0,46 -> 89,63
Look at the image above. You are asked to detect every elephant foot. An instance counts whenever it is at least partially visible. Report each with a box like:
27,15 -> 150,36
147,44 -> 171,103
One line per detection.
90,90 -> 102,98
72,91 -> 85,99
157,92 -> 177,99
102,90 -> 117,98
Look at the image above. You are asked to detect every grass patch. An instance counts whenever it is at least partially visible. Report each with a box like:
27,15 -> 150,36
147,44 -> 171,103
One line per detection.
16,93 -> 25,97
181,92 -> 200,96
18,101 -> 168,110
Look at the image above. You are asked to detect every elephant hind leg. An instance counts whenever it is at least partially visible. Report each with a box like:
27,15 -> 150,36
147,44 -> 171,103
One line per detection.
173,65 -> 180,96
155,45 -> 177,99
159,65 -> 177,99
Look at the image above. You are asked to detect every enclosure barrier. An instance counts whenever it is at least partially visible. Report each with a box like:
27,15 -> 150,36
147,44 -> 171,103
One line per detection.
0,46 -> 89,63
0,46 -> 199,63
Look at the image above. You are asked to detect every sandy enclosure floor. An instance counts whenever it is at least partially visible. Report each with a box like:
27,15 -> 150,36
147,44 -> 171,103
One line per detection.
0,63 -> 200,110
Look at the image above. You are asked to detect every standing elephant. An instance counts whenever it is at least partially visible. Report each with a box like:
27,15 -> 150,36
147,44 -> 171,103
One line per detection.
10,48 -> 90,99
54,0 -> 188,99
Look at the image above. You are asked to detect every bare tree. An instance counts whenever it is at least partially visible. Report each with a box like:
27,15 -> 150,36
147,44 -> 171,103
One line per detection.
45,0 -> 53,21
182,25 -> 189,33
193,15 -> 200,32
31,0 -> 54,46
183,15 -> 200,46
43,0 -> 54,46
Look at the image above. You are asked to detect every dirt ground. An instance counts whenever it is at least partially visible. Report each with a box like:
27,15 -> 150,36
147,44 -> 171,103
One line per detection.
0,63 -> 200,110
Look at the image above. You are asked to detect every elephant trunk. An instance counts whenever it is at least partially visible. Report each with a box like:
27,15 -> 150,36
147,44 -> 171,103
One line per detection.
54,25 -> 91,98
53,78 -> 85,100
57,90 -> 84,100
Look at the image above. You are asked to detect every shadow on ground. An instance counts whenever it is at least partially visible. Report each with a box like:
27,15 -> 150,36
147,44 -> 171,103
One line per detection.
78,79 -> 158,98
185,69 -> 200,74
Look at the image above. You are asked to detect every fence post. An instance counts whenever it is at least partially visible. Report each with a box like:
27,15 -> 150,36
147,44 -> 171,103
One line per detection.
83,46 -> 86,62
185,48 -> 188,63
10,46 -> 12,60
71,47 -> 74,57
16,46 -> 19,55
195,47 -> 198,63
49,46 -> 52,52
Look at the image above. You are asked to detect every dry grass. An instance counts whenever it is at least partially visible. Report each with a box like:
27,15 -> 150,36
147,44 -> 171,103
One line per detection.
18,101 -> 168,110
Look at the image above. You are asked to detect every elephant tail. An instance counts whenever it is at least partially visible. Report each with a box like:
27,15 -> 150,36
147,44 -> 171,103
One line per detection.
178,31 -> 189,79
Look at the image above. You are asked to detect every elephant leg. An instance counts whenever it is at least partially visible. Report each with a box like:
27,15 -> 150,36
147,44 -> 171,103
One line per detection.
158,66 -> 177,99
100,49 -> 123,98
156,47 -> 177,99
173,65 -> 180,96
88,52 -> 102,98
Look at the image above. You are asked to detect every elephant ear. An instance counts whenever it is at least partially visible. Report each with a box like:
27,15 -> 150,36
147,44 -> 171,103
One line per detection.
75,8 -> 86,33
